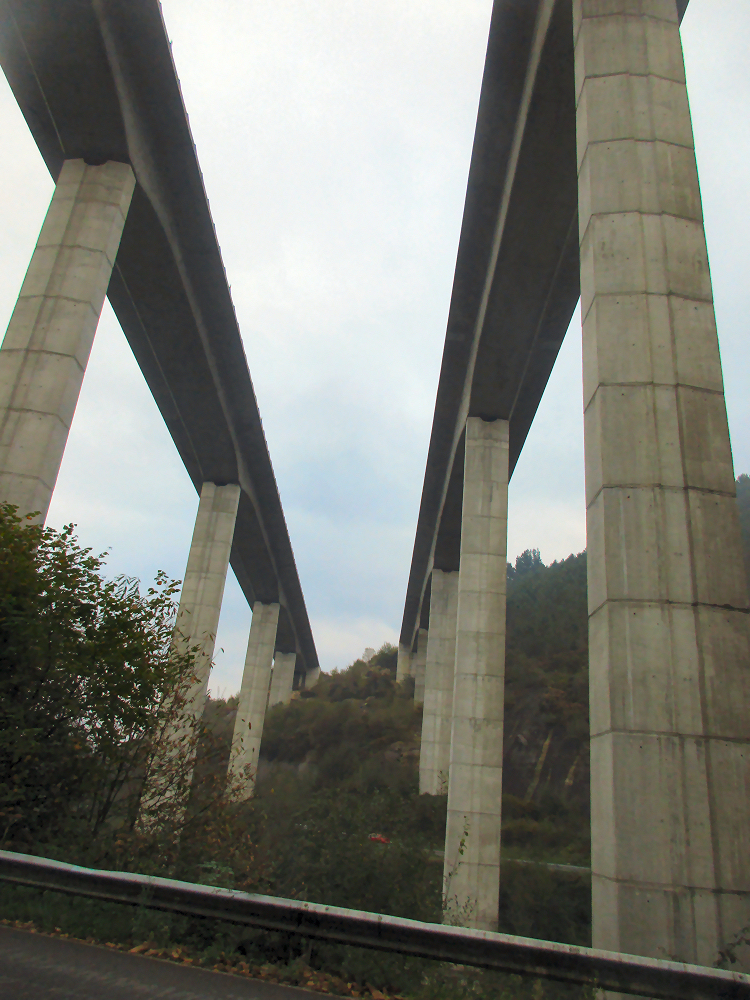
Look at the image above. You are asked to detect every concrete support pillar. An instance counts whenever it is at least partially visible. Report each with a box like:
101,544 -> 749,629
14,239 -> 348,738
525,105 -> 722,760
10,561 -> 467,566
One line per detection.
174,482 -> 241,721
443,417 -> 508,931
304,666 -> 320,689
420,569 -> 459,796
396,642 -> 413,682
575,1 -> 750,967
229,601 -> 280,794
412,628 -> 428,705
0,159 -> 135,521
268,651 -> 296,707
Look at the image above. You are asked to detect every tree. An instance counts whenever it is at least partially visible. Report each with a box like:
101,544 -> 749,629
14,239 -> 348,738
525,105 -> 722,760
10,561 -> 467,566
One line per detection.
0,503 -> 191,856
507,548 -> 544,584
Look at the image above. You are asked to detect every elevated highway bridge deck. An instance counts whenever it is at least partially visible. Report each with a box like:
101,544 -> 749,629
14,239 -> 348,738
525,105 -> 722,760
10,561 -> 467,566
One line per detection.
400,0 -> 689,649
0,0 -> 317,677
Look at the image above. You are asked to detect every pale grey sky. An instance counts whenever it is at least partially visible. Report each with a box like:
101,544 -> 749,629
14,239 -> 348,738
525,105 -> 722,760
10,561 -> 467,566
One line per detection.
0,1 -> 747,691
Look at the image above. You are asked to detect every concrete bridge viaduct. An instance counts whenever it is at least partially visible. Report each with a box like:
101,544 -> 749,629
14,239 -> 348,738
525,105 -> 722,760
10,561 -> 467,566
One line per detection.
2,0 -> 748,980
0,0 -> 319,788
399,0 -> 750,973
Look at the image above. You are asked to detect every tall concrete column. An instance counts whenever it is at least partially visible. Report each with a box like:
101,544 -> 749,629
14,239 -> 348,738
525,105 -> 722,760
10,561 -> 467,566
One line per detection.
412,628 -> 428,705
443,417 -> 508,931
575,0 -> 750,967
396,642 -> 413,682
229,601 -> 280,794
304,665 -> 321,689
268,651 -> 296,707
0,159 -> 135,521
420,569 -> 459,796
174,482 -> 241,721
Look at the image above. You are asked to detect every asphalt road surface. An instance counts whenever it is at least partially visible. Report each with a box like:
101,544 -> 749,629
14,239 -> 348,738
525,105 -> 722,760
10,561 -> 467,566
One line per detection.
0,925 -> 328,1000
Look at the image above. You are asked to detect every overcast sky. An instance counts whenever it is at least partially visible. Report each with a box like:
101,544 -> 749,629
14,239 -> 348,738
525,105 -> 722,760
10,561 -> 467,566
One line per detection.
0,1 -> 747,692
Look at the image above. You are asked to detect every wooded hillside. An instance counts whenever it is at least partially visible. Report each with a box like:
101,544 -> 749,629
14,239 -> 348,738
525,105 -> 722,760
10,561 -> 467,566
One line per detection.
203,473 -> 750,932
2,478 -> 748,990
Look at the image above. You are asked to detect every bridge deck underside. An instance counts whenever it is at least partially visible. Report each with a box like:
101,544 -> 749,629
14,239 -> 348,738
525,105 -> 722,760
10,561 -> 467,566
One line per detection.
402,0 -> 691,649
401,0 -> 579,648
0,0 -> 316,671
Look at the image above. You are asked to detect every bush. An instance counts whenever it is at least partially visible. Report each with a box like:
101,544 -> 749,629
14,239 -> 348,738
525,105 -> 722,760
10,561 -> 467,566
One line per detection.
0,504 -> 189,854
0,503 -> 263,890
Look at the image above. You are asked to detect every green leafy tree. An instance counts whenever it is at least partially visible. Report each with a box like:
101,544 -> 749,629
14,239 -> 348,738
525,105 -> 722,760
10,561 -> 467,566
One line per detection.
0,504 -> 193,857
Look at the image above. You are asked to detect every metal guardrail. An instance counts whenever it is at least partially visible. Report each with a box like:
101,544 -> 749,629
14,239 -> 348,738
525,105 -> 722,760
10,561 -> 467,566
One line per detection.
507,858 -> 590,875
436,850 -> 591,876
0,849 -> 748,1000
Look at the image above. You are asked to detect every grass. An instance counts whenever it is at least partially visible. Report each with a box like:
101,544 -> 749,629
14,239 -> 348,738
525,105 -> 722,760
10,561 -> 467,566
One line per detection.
0,883 -> 591,1000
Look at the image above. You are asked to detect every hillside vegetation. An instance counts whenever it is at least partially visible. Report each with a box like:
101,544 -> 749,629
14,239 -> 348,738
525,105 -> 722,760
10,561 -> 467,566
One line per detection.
195,550 -> 593,952
250,551 -> 591,865
211,473 -> 750,945
2,479 -> 749,997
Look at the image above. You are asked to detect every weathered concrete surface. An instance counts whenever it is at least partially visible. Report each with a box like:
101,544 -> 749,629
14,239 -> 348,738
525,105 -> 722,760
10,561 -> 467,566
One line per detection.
443,418 -> 508,932
576,0 -> 750,969
420,569 -> 458,796
269,651 -> 296,707
229,602 -> 280,794
303,665 -> 320,689
397,643 -> 413,682
174,482 -> 241,721
412,628 -> 428,706
0,159 -> 134,521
